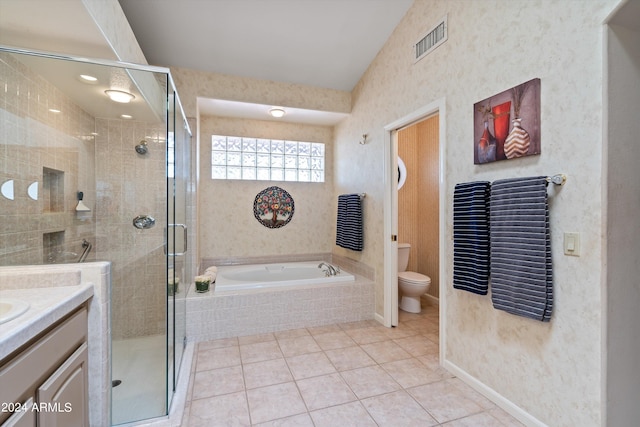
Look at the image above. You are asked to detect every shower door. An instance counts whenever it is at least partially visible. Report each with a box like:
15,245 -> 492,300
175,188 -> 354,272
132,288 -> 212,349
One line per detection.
109,69 -> 190,425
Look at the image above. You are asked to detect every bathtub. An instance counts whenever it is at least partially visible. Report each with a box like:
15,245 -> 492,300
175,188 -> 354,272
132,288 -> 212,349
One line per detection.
213,261 -> 355,292
187,259 -> 373,341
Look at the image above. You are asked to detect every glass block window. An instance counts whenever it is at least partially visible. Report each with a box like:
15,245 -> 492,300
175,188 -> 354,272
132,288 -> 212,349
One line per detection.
211,135 -> 325,182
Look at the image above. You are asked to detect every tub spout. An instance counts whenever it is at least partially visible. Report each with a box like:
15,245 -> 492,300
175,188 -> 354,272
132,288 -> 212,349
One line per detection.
318,262 -> 340,276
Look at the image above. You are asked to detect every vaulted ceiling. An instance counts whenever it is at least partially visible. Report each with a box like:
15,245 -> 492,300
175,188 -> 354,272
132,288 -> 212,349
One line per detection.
118,0 -> 414,92
1,0 -> 414,124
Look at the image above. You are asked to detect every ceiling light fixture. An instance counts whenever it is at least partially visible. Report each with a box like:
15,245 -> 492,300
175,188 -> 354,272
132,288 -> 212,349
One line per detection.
79,74 -> 98,83
269,108 -> 286,118
120,114 -> 133,119
105,90 -> 135,103
48,108 -> 61,113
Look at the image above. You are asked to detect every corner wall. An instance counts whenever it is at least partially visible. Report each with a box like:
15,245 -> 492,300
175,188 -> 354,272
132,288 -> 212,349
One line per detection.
198,115 -> 335,260
605,18 -> 640,426
171,67 -> 352,268
333,0 -> 619,425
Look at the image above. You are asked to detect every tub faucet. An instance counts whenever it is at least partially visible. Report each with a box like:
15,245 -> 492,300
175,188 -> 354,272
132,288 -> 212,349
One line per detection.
318,262 -> 340,276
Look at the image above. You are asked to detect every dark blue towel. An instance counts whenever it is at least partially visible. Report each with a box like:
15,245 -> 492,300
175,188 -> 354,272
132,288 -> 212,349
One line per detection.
336,194 -> 363,251
453,181 -> 491,295
490,176 -> 553,321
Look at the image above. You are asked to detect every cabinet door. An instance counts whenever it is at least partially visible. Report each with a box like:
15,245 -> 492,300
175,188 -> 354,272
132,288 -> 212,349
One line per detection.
2,398 -> 36,427
37,343 -> 88,427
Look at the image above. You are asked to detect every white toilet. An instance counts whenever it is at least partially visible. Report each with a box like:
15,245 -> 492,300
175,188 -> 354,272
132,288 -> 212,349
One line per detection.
398,243 -> 431,313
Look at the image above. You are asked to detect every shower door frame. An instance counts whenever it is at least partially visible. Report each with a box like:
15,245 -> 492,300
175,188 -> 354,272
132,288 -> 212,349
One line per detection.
166,80 -> 191,412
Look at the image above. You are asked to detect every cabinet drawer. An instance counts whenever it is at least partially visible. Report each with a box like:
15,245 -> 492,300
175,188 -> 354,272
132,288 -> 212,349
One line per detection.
0,308 -> 87,409
37,343 -> 88,427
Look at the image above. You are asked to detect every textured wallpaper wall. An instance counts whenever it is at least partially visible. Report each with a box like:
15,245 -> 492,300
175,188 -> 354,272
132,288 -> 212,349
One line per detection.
333,0 -> 619,425
168,0 -> 623,423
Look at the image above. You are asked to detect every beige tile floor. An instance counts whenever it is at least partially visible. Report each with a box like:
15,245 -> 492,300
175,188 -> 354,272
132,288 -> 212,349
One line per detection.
182,303 -> 524,426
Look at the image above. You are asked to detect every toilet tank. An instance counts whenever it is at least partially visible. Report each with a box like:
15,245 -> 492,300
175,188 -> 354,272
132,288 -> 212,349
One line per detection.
398,243 -> 411,271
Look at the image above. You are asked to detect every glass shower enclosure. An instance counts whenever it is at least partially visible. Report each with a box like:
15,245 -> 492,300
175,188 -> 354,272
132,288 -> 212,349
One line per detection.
0,46 -> 193,425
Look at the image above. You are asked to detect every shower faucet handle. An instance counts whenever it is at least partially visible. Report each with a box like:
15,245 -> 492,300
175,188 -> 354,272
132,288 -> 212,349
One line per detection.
133,215 -> 156,229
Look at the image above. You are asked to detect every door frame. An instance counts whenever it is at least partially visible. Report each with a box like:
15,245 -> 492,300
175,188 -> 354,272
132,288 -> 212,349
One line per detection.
383,98 -> 446,359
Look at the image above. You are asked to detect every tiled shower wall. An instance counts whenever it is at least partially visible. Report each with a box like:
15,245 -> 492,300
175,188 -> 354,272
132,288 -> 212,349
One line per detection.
95,118 -> 167,340
0,52 -> 96,266
0,51 -> 171,340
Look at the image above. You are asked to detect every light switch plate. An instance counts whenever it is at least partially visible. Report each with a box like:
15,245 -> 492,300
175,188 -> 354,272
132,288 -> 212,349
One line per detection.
564,232 -> 580,256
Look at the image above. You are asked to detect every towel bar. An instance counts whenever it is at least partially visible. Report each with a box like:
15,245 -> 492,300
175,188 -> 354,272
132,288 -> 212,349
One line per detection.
546,174 -> 566,186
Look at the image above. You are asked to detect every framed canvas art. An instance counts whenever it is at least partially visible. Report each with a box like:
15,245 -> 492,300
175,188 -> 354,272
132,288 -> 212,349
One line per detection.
474,78 -> 541,164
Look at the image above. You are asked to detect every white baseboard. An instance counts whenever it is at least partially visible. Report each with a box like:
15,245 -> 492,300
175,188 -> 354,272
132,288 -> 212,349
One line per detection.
374,312 -> 385,325
442,359 -> 547,427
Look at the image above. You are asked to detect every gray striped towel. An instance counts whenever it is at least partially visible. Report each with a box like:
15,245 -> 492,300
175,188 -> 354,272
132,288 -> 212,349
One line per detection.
336,194 -> 363,251
490,176 -> 553,321
453,181 -> 491,295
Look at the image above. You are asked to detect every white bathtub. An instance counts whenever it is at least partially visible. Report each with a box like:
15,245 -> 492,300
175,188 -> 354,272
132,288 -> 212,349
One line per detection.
214,261 -> 355,292
188,260 -> 374,341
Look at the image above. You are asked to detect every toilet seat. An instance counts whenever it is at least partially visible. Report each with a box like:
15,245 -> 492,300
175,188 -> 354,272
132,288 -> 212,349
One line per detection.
398,271 -> 431,285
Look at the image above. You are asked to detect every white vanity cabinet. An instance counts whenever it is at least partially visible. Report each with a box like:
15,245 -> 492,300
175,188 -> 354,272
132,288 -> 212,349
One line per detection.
0,306 -> 89,427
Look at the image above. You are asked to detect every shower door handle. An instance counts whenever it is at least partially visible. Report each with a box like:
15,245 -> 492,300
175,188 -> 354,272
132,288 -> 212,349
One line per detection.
166,223 -> 188,256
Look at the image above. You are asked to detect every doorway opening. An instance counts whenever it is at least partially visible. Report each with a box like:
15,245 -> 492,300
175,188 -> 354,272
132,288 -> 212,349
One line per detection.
383,99 -> 446,361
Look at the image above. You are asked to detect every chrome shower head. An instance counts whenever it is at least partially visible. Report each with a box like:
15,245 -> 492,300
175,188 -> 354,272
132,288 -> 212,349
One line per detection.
135,140 -> 148,155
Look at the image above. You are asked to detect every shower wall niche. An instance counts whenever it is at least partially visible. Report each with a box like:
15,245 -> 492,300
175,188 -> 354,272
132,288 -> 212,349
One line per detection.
0,52 -> 96,266
42,167 -> 64,213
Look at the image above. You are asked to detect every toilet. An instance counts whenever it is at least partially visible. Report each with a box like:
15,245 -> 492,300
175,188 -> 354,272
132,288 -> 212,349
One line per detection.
398,243 -> 431,313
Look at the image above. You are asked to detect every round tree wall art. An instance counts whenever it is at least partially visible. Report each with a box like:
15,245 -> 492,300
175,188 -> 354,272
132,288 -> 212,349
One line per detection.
253,186 -> 295,228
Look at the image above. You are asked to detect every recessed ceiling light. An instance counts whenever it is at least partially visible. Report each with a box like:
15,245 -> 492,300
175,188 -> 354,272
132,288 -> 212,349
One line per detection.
105,90 -> 135,103
49,108 -> 61,113
269,107 -> 286,118
79,74 -> 98,83
120,114 -> 133,119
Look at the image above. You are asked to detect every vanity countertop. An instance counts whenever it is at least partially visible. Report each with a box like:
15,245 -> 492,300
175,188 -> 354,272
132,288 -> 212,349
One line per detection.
0,284 -> 94,361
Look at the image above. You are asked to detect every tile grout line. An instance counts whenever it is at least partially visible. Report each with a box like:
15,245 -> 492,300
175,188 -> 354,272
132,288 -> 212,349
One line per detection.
186,306 -> 471,426
274,331 -> 312,423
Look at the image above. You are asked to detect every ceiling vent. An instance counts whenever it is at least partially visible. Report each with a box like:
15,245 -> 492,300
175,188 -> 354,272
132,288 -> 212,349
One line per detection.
414,15 -> 447,63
